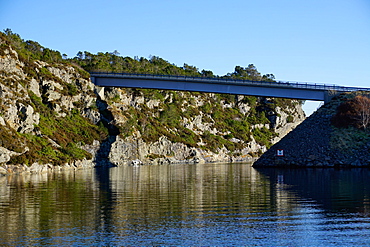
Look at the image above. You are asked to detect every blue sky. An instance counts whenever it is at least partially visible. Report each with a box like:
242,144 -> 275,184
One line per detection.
1,0 -> 369,115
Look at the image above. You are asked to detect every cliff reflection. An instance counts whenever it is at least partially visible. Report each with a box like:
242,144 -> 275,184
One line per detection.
107,164 -> 274,227
257,168 -> 370,214
0,169 -> 103,245
1,164 -> 369,245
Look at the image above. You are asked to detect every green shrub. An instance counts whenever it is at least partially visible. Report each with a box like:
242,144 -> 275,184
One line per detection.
61,143 -> 92,160
66,83 -> 78,96
39,67 -> 54,80
287,115 -> 294,123
252,127 -> 276,148
159,103 -> 180,126
146,153 -> 165,159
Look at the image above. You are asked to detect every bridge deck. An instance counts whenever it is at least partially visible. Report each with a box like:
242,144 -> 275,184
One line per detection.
90,72 -> 370,102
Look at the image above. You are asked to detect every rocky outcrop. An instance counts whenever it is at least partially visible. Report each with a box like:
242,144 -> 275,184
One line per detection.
253,92 -> 370,167
0,38 -> 102,172
0,33 -> 306,175
100,88 -> 305,165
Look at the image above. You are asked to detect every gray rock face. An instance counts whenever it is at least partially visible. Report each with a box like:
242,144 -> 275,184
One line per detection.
0,36 -> 306,174
0,147 -> 19,163
271,105 -> 306,144
18,104 -> 40,133
0,46 -> 25,78
4,103 -> 39,134
104,89 -> 305,165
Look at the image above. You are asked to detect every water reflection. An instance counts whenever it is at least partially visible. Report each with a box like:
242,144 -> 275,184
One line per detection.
257,168 -> 370,214
108,164 -> 273,222
0,164 -> 369,246
0,169 -> 101,246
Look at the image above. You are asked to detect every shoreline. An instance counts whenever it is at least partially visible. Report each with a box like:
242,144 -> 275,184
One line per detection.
0,158 -> 258,177
2,157 -> 368,179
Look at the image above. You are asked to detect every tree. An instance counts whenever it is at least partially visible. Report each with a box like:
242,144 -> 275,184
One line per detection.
331,95 -> 370,129
201,69 -> 214,78
262,73 -> 275,81
232,64 -> 262,81
183,63 -> 199,75
245,64 -> 261,80
25,40 -> 43,59
110,50 -> 120,56
354,95 -> 370,129
41,48 -> 62,62
3,28 -> 23,50
78,51 -> 85,59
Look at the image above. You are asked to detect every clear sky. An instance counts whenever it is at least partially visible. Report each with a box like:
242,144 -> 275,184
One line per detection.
1,0 -> 369,115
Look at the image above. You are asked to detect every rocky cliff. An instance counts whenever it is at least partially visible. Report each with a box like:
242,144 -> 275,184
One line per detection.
253,92 -> 370,167
0,32 -> 305,174
99,87 -> 305,166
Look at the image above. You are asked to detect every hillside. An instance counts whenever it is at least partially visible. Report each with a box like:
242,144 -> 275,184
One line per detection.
0,30 -> 305,174
253,92 -> 370,167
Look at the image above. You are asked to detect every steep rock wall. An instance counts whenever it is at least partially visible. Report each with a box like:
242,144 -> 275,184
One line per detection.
0,38 -> 102,169
0,35 -> 305,173
99,87 -> 305,165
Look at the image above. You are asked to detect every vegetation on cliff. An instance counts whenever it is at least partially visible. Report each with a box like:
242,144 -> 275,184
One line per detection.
69,39 -> 303,153
71,49 -> 276,82
0,30 -> 107,166
0,29 -> 304,167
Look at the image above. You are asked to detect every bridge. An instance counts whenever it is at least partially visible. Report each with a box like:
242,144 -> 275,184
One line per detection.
90,72 -> 370,103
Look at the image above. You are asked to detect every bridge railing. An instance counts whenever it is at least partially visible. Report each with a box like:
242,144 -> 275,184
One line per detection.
90,72 -> 370,93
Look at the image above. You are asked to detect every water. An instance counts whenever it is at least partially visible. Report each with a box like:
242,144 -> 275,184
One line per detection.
0,164 -> 370,246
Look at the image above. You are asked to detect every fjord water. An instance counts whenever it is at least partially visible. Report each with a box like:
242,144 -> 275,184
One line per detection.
1,164 -> 370,246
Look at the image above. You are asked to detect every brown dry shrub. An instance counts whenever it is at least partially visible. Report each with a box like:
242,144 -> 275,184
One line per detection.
332,95 -> 370,129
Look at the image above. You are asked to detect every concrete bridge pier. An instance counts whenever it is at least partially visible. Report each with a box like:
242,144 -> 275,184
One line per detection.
95,86 -> 105,101
324,90 -> 339,103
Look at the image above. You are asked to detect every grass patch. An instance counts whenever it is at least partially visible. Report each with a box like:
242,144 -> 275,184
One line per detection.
330,126 -> 370,153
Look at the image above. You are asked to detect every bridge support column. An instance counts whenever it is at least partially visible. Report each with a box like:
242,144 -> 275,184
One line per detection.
95,86 -> 105,100
324,90 -> 339,104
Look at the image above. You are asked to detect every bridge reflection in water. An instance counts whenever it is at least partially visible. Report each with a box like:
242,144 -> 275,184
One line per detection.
91,72 -> 370,103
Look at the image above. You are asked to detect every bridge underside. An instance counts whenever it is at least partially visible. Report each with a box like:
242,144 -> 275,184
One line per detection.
92,77 -> 327,102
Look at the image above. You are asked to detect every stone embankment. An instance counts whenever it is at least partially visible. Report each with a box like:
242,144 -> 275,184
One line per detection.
253,93 -> 370,167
